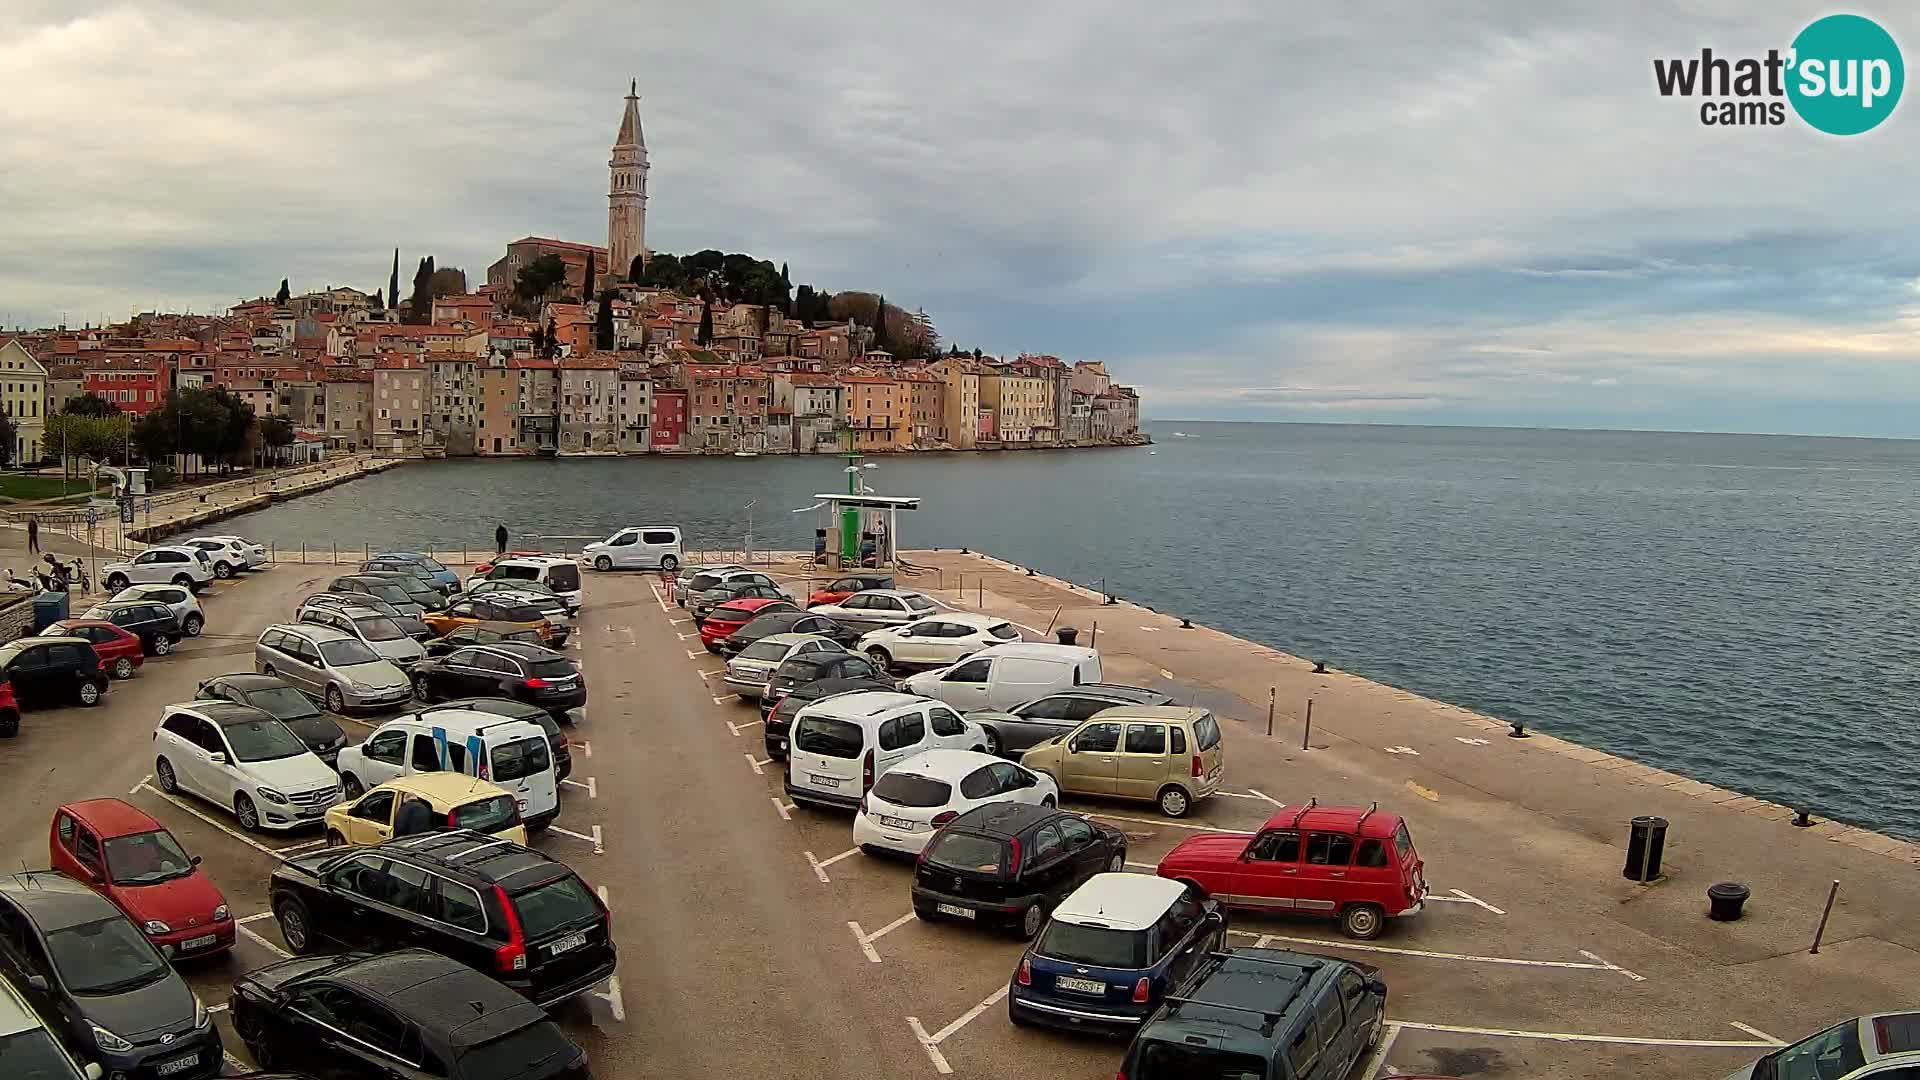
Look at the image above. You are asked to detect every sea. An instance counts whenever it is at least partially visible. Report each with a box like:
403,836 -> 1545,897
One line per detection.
216,422 -> 1920,839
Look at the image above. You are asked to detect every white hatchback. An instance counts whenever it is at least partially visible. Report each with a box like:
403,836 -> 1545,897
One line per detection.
181,536 -> 254,578
151,700 -> 343,832
857,613 -> 1022,671
854,749 -> 1058,856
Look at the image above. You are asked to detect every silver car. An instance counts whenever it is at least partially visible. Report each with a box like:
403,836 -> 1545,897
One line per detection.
723,633 -> 846,700
300,592 -> 432,639
254,622 -> 412,715
296,605 -> 426,669
675,564 -> 747,607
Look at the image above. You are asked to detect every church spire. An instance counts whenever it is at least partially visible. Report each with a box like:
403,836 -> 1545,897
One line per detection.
608,81 -> 650,281
615,80 -> 644,148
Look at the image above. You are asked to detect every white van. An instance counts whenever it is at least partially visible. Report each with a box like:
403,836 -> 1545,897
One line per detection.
903,643 -> 1103,713
479,556 -> 583,612
581,526 -> 683,572
333,707 -> 560,830
785,691 -> 986,810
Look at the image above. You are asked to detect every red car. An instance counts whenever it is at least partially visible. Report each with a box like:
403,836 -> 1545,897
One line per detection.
45,618 -> 145,680
473,549 -> 548,576
805,572 -> 897,609
0,679 -> 17,738
1156,801 -> 1427,940
49,798 -> 234,958
699,597 -> 798,652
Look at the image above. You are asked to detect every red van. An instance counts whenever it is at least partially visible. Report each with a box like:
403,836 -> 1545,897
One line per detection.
1155,800 -> 1426,939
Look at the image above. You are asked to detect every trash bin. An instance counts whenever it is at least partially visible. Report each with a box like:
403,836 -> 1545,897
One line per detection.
31,590 -> 68,632
1056,627 -> 1079,646
1624,815 -> 1668,881
1707,881 -> 1750,921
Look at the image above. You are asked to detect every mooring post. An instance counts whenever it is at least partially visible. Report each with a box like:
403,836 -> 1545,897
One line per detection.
1266,687 -> 1275,737
1810,880 -> 1841,954
1302,699 -> 1314,750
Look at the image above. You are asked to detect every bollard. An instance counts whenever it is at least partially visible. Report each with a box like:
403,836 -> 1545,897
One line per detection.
1793,808 -> 1814,828
1090,620 -> 1098,648
1809,880 -> 1840,953
1180,617 -> 1192,628
1707,882 -> 1750,921
1508,720 -> 1530,738
1265,688 -> 1275,737
1312,660 -> 1327,674
960,547 -> 969,555
1056,627 -> 1078,646
1624,816 -> 1668,882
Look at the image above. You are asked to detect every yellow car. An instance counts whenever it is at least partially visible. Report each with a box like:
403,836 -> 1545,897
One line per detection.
323,772 -> 528,847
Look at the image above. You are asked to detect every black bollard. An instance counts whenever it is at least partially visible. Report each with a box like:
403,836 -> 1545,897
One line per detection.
1793,809 -> 1815,828
1624,816 -> 1668,881
1509,721 -> 1529,738
1707,881 -> 1750,921
1056,627 -> 1078,646
1180,617 -> 1192,629
1312,660 -> 1328,674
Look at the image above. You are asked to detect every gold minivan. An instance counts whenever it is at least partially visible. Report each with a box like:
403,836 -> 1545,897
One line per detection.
1018,705 -> 1224,817
324,772 -> 528,847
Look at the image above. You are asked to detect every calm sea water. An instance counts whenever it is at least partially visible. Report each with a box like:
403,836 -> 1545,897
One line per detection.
219,423 -> 1920,838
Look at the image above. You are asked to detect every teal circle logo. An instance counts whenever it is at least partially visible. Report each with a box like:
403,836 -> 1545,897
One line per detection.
1787,14 -> 1904,135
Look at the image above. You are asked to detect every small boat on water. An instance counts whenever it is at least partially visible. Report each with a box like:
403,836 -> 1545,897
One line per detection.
734,450 -> 759,458
1170,431 -> 1194,438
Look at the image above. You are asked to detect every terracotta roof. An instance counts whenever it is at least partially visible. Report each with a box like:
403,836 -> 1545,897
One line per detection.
787,374 -> 842,387
509,236 -> 608,256
508,357 -> 556,370
373,356 -> 419,370
560,355 -> 619,369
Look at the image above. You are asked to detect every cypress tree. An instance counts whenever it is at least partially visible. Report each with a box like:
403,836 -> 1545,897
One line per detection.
545,314 -> 559,357
583,254 -> 597,305
275,279 -> 290,304
871,294 -> 890,351
697,296 -> 714,346
389,248 -> 400,313
372,288 -> 384,309
595,290 -> 616,351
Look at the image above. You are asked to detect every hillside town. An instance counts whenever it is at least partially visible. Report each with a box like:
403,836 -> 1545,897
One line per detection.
0,84 -> 1144,461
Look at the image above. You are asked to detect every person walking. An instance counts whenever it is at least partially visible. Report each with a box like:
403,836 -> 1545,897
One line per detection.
26,516 -> 38,555
495,523 -> 508,556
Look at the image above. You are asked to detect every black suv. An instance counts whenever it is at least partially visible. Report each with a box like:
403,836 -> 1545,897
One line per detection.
197,673 -> 349,766
0,636 -> 107,710
269,831 -> 615,1008
763,673 -> 894,759
425,623 -> 545,657
80,600 -> 183,656
0,871 -> 221,1079
911,803 -> 1127,938
232,950 -> 589,1080
408,644 -> 585,718
717,610 -> 863,657
1120,948 -> 1387,1080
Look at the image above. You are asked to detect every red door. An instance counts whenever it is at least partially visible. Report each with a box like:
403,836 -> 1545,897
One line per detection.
1295,831 -> 1358,916
1228,829 -> 1303,911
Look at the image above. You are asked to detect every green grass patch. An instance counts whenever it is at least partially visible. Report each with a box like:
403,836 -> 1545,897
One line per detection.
0,474 -> 103,503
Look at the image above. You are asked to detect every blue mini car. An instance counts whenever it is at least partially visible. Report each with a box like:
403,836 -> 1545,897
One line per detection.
1009,873 -> 1226,1033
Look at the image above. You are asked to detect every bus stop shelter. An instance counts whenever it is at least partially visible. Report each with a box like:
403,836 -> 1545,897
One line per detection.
813,493 -> 920,568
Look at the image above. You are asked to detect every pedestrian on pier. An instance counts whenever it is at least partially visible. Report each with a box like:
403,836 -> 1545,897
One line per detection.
26,516 -> 38,555
495,523 -> 508,556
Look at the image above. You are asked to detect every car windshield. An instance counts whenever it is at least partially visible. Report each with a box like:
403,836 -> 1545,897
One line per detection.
352,616 -> 406,642
497,605 -> 543,623
905,594 -> 935,611
104,830 -> 195,886
511,875 -> 599,938
222,717 -> 310,762
1194,712 -> 1221,751
490,737 -> 551,782
458,1022 -> 576,1080
487,580 -> 555,597
244,685 -> 320,720
45,916 -> 170,995
924,831 -> 1008,874
1134,1041 -> 1268,1080
1759,1022 -> 1867,1080
452,795 -> 520,833
740,639 -> 796,662
362,583 -> 412,605
776,657 -> 833,680
871,772 -> 952,808
1034,920 -> 1150,968
794,716 -> 862,758
988,623 -> 1020,640
319,639 -> 381,667
0,1028 -> 82,1080
547,565 -> 580,591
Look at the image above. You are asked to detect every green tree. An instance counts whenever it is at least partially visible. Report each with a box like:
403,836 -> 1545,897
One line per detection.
582,254 -> 596,307
275,278 -> 290,304
407,256 -> 436,323
871,294 -> 890,351
514,254 -> 568,309
259,416 -> 296,462
629,253 -> 647,282
793,284 -> 815,324
372,288 -> 384,310
427,266 -> 467,298
544,315 -> 559,358
697,296 -> 713,346
62,392 -> 119,417
388,248 -> 400,312
595,290 -> 616,350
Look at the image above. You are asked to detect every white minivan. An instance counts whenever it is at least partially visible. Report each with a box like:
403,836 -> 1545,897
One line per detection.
333,707 -> 560,830
903,643 -> 1103,713
785,691 -> 987,810
581,526 -> 683,572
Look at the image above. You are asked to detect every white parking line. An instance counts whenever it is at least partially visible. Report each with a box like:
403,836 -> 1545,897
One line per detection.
1235,932 -> 1643,981
1729,1022 -> 1785,1045
561,777 -> 598,798
712,695 -> 733,706
573,739 -> 591,757
671,618 -> 691,626
1245,788 -> 1284,806
649,585 -> 670,613
1217,791 -> 1278,803
727,718 -> 764,737
1359,1021 -> 1401,1079
804,850 -> 831,883
1123,860 -> 1157,870
745,753 -> 773,775
907,985 -> 1010,1075
679,632 -> 699,641
547,824 -> 605,855
237,920 -> 291,960
771,797 -> 793,821
279,839 -> 328,853
138,784 -> 295,860
130,774 -> 151,795
847,911 -> 916,963
1076,810 -> 1254,834
1436,888 -> 1505,915
685,649 -> 704,660
699,668 -> 726,678
236,911 -> 277,925
1390,1019 -> 1779,1048
224,1052 -> 249,1073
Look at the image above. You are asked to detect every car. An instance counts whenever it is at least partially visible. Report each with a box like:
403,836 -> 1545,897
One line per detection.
762,652 -> 891,716
334,707 -> 560,829
359,570 -> 449,612
254,623 -> 413,715
362,556 -> 458,593
0,680 -> 19,738
911,803 -> 1127,938
1157,801 -> 1428,940
460,577 -> 563,604
853,749 -> 1058,857
267,832 -> 614,1007
230,949 -> 591,1080
425,621 -> 548,657
152,701 -> 344,832
99,545 -> 213,592
805,572 -> 897,608
431,697 -> 573,778
581,525 -> 682,571
857,612 -> 1022,671
41,620 -> 143,681
472,549 -> 548,577
1119,948 -> 1388,1079
1007,873 -> 1228,1030
179,537 -> 252,579
0,636 -> 108,709
424,597 -> 559,646
690,577 -> 790,623
786,691 -> 988,809
805,588 -> 938,633
299,592 -> 432,640
296,604 -> 427,669
903,642 -> 1105,712
196,535 -> 267,568
966,684 -> 1176,756
78,600 -> 182,656
673,563 -> 746,606
195,674 -> 349,766
324,773 -> 528,848
407,644 -> 585,719
476,557 -> 581,612
460,587 -> 572,640
1726,1013 -> 1920,1080
764,672 -> 895,760
723,634 -> 846,700
107,583 -> 205,637
1020,706 -> 1225,818
49,799 -> 233,959
698,597 -> 800,652
365,551 -> 459,592
326,575 -> 430,617
0,871 -> 222,1080
717,608 -> 863,657
0,969 -> 104,1080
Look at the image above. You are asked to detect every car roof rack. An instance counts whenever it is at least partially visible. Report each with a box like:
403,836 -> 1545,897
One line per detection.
1162,994 -> 1291,1037
1354,801 -> 1379,831
1287,797 -> 1318,829
1164,951 -> 1322,1035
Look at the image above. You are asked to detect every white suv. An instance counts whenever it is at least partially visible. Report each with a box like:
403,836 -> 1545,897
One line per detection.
151,700 -> 343,832
181,536 -> 256,578
785,691 -> 987,810
101,546 -> 215,592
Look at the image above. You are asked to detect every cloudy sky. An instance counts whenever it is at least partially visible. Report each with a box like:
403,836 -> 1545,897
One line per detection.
5,2 -> 1920,435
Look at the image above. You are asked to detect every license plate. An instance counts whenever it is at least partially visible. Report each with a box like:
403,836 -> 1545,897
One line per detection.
878,815 -> 916,830
550,930 -> 588,955
182,934 -> 218,950
810,774 -> 842,789
298,805 -> 325,817
1056,976 -> 1106,995
935,903 -> 975,920
157,1053 -> 199,1076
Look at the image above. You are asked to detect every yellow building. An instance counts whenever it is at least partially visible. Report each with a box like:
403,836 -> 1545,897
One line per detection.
0,339 -> 48,463
843,374 -> 910,450
929,358 -> 980,448
979,365 -> 1050,444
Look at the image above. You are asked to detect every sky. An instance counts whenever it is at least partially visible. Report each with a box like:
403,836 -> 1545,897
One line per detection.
4,2 -> 1920,436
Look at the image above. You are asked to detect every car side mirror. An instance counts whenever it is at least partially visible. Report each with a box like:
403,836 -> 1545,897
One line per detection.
25,974 -> 48,993
1366,978 -> 1387,995
209,752 -> 227,766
